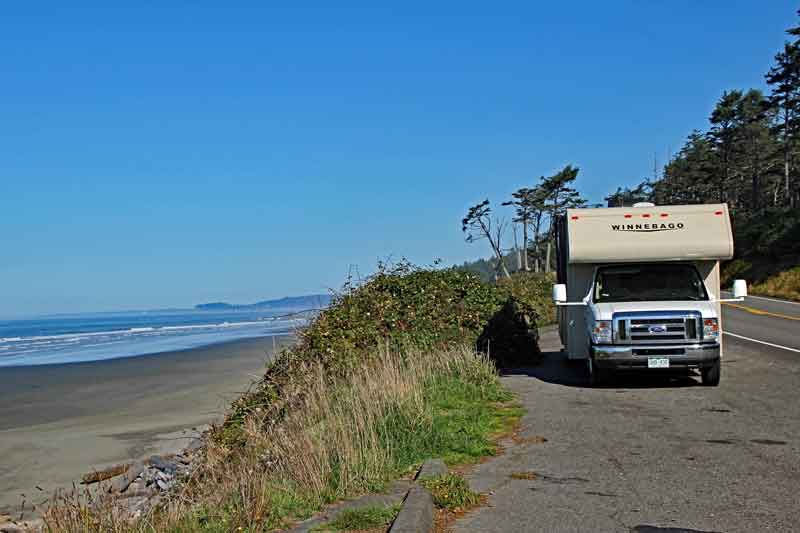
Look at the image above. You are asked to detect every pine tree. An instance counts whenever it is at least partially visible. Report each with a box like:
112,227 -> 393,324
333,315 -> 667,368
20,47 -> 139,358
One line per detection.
765,39 -> 800,206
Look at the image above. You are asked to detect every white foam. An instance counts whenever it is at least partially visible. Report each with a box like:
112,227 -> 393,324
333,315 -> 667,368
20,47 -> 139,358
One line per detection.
0,315 -> 308,367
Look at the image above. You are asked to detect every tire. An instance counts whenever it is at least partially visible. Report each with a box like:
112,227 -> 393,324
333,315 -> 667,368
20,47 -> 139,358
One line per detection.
701,359 -> 721,386
587,357 -> 607,387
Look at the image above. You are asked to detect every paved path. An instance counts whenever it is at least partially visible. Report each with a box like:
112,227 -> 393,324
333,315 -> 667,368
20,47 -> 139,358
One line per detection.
454,300 -> 800,532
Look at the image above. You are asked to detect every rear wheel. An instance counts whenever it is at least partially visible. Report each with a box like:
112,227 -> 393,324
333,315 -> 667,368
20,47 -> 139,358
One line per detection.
701,359 -> 721,386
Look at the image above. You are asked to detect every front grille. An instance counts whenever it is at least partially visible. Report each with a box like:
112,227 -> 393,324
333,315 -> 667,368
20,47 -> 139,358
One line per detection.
632,348 -> 686,356
615,312 -> 701,344
631,334 -> 682,341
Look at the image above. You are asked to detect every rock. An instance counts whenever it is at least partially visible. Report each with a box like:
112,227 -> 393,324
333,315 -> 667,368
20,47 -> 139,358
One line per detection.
107,461 -> 145,494
186,438 -> 204,451
148,455 -> 177,475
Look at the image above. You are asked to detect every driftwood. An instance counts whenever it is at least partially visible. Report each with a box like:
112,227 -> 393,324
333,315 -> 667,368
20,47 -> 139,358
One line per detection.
81,463 -> 130,484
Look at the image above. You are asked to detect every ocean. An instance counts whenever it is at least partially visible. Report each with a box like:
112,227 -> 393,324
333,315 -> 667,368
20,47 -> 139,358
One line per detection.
0,309 -> 308,367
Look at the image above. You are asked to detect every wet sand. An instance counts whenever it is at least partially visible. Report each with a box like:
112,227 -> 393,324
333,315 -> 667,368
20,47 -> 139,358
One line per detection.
0,335 -> 289,515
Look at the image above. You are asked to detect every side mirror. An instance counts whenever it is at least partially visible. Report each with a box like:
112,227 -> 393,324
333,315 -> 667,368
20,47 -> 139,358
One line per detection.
733,279 -> 748,299
553,284 -> 567,303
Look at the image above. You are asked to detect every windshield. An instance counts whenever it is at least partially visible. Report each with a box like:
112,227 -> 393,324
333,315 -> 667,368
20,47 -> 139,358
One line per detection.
594,264 -> 709,302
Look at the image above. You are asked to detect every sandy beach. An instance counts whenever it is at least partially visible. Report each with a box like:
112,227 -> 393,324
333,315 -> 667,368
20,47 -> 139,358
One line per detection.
0,335 -> 288,516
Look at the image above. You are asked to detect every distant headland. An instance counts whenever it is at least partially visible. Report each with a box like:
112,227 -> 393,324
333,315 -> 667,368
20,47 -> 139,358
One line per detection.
194,294 -> 332,311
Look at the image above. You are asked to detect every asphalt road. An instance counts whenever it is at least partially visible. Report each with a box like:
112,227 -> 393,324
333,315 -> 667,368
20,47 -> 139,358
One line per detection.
454,296 -> 799,532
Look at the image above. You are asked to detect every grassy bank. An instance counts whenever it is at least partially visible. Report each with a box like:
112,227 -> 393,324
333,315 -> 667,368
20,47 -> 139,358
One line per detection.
723,261 -> 800,302
750,266 -> 800,302
44,264 -> 551,532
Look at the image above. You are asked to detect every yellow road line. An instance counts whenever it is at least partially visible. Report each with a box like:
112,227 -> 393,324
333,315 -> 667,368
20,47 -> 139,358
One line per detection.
722,302 -> 800,322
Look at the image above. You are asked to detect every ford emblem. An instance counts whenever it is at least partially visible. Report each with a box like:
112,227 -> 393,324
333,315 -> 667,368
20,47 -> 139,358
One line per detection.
649,325 -> 667,333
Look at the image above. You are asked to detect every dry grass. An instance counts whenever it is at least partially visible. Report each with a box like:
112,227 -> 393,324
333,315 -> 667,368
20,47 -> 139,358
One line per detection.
43,344 -> 510,532
751,266 -> 800,301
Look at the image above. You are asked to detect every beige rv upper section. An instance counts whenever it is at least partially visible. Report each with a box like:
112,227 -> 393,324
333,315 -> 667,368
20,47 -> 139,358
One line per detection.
565,203 -> 734,264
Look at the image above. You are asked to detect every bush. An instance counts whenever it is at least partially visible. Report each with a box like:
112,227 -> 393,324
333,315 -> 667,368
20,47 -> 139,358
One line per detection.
496,271 -> 557,326
219,263 -> 553,446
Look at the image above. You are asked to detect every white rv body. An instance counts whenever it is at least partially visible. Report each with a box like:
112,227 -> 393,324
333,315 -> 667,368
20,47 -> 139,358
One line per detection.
554,203 -> 736,386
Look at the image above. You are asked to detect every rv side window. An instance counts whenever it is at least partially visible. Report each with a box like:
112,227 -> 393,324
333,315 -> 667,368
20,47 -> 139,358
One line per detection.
594,264 -> 709,303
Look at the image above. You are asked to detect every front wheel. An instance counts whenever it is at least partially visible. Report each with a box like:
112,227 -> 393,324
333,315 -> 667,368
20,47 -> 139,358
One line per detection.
587,357 -> 608,386
701,359 -> 721,386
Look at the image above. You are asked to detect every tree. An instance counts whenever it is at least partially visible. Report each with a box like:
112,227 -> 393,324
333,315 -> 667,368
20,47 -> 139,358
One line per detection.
709,90 -> 744,204
526,186 -> 550,272
766,37 -> 800,207
734,89 -> 779,211
502,186 -> 548,271
540,165 -> 586,272
502,188 -> 533,271
605,182 -> 652,207
461,200 -> 511,279
658,131 -> 716,205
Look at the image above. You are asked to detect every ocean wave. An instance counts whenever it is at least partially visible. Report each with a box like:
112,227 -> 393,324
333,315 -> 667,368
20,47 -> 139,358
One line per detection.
0,314 -> 308,367
0,318 -> 302,345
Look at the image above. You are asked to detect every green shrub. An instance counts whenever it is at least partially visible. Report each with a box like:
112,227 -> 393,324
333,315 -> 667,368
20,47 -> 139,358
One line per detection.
497,271 -> 557,326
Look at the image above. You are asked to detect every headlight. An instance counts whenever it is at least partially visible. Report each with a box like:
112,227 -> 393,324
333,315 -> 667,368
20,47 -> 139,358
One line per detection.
703,318 -> 719,341
591,320 -> 613,344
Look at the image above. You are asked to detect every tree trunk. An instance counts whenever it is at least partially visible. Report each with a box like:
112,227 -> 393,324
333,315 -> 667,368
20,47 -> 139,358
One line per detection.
497,254 -> 511,278
785,146 -> 790,206
545,240 -> 551,273
522,221 -> 530,271
480,219 -> 511,279
533,215 -> 542,273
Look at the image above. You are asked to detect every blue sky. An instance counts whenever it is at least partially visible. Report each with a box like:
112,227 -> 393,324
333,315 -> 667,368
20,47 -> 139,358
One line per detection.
0,1 -> 795,316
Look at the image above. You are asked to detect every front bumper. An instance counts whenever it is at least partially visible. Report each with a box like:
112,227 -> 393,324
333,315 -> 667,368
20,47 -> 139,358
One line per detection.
591,342 -> 720,369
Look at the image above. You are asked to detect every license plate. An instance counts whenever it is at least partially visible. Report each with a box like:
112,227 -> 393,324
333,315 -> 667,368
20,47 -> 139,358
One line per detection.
648,357 -> 670,369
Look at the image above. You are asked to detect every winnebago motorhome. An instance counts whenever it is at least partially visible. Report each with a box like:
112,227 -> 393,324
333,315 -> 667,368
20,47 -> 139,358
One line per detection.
552,203 -> 747,386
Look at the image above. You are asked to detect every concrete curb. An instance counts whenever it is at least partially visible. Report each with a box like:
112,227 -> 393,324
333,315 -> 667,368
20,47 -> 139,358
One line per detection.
389,486 -> 435,533
389,458 -> 447,533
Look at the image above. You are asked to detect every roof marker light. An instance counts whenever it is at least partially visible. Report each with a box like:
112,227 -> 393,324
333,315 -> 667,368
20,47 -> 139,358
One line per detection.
660,213 -> 669,217
714,210 -> 723,215
624,214 -> 632,219
571,215 -> 579,220
642,214 -> 651,218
